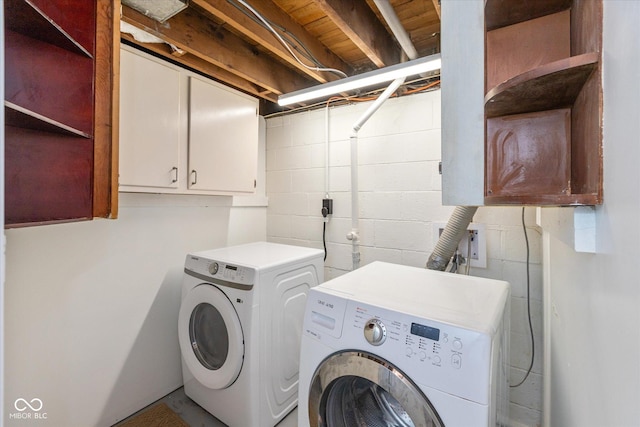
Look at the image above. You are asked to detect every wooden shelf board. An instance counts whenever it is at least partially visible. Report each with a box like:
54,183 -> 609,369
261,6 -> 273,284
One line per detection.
485,53 -> 599,118
5,217 -> 92,229
485,192 -> 601,206
485,0 -> 572,30
5,101 -> 91,138
4,0 -> 93,57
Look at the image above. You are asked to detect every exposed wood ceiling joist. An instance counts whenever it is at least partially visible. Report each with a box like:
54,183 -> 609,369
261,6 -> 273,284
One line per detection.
313,0 -> 400,67
191,0 -> 353,83
120,0 -> 442,112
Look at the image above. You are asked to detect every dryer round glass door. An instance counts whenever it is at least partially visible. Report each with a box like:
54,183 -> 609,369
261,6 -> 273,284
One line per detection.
179,284 -> 244,389
309,351 -> 443,427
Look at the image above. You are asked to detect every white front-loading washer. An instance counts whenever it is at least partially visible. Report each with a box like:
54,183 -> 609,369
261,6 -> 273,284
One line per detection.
298,261 -> 510,427
179,242 -> 324,426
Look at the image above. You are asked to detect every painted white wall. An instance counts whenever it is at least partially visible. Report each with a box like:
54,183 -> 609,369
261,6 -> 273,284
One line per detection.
265,90 -> 543,426
540,3 -> 640,426
3,196 -> 265,426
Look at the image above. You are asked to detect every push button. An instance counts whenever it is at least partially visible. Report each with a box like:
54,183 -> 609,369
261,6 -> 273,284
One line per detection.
451,354 -> 462,369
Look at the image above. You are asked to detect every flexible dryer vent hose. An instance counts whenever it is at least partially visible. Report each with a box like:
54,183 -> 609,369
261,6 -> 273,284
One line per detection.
426,206 -> 478,271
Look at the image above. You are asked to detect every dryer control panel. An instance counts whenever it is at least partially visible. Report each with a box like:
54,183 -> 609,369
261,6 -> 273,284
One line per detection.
185,255 -> 256,288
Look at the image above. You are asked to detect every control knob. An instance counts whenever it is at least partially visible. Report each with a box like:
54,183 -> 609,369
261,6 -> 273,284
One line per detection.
208,262 -> 219,275
364,319 -> 387,346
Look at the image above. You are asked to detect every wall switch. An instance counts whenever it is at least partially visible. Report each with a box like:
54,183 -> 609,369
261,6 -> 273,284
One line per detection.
433,222 -> 487,268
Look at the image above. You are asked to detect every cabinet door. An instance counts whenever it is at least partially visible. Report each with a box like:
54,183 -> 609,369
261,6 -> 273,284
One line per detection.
119,48 -> 181,188
188,77 -> 258,194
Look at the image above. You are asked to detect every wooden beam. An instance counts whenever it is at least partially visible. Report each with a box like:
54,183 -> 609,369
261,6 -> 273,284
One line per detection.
313,0 -> 400,67
192,0 -> 352,83
94,0 -> 118,218
121,34 -> 279,104
121,5 -> 314,95
431,0 -> 441,20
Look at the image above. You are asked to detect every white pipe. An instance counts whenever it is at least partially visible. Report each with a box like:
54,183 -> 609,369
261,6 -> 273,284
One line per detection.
353,77 -> 406,133
348,133 -> 360,269
348,77 -> 406,270
325,103 -> 330,199
373,0 -> 418,60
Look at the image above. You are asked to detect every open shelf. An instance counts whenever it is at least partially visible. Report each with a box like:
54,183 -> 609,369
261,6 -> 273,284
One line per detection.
485,53 -> 598,118
485,0 -> 573,30
5,101 -> 91,138
4,0 -> 93,57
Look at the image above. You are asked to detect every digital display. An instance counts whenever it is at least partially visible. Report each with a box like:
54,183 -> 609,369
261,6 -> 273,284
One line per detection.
411,323 -> 440,341
225,265 -> 238,271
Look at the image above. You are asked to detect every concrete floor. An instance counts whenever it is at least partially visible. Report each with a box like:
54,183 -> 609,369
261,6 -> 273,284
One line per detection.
117,386 -> 298,427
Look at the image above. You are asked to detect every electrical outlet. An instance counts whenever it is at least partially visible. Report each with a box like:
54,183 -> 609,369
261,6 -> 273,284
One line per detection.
433,222 -> 487,268
322,198 -> 333,217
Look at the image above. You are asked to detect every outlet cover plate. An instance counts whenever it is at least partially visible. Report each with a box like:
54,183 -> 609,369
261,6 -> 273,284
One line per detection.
433,222 -> 487,268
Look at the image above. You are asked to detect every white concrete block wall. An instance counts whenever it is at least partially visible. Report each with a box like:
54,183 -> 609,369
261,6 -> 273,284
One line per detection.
265,89 -> 544,427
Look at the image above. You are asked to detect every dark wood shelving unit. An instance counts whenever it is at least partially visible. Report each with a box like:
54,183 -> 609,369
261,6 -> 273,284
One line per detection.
483,0 -> 603,206
4,0 -> 118,227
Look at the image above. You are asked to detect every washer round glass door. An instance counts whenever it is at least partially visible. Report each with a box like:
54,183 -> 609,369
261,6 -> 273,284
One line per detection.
309,351 -> 444,427
178,284 -> 244,389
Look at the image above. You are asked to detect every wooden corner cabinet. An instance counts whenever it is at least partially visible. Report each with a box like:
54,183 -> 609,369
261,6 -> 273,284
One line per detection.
441,0 -> 603,206
4,0 -> 118,227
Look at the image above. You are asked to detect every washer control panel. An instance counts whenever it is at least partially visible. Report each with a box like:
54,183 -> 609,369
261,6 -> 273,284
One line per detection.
302,287 -> 495,403
352,305 -> 467,371
348,299 -> 491,401
185,255 -> 255,287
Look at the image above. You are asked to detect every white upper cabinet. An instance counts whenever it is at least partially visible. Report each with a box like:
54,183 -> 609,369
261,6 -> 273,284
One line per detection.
119,48 -> 181,189
119,46 -> 259,195
188,77 -> 258,193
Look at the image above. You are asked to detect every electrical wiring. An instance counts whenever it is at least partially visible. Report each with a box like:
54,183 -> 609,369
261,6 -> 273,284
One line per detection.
326,79 -> 442,105
323,222 -> 328,261
228,0 -> 323,68
232,0 -> 348,78
404,79 -> 441,94
511,207 -> 535,388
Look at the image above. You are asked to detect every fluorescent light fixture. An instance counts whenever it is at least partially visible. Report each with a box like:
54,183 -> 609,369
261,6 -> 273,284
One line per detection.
278,53 -> 441,106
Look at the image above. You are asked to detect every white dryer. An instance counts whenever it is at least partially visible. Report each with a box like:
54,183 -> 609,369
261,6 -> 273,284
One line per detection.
298,261 -> 510,427
179,242 -> 324,426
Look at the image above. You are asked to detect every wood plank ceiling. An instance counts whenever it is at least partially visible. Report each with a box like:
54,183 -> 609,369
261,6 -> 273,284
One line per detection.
120,0 -> 441,113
